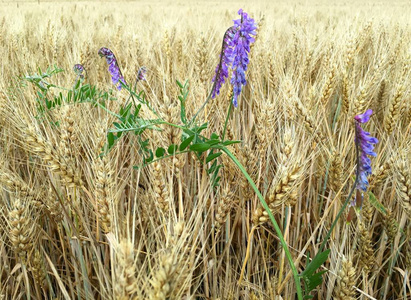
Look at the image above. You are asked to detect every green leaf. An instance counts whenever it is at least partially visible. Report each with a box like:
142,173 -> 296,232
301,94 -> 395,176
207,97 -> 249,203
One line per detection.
179,97 -> 187,124
176,80 -> 183,89
300,249 -> 330,298
144,149 -> 154,164
113,122 -> 122,129
107,132 -> 115,147
207,139 -> 220,146
168,144 -> 178,155
206,152 -> 222,164
368,191 -> 387,214
211,132 -> 219,140
213,176 -> 221,186
197,122 -> 208,133
208,160 -> 222,175
155,147 -> 166,158
190,143 -> 211,152
301,249 -> 330,277
222,140 -> 241,146
179,135 -> 194,151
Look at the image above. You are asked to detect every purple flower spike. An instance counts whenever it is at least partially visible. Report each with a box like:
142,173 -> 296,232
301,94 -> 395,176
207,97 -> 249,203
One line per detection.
230,9 -> 257,107
354,109 -> 378,192
211,9 -> 257,107
212,26 -> 237,99
98,47 -> 126,90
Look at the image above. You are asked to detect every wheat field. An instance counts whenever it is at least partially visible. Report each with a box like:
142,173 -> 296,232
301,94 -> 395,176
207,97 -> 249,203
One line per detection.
0,0 -> 411,299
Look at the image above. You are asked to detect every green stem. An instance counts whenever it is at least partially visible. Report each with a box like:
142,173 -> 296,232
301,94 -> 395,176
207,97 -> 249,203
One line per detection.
92,100 -> 121,119
121,83 -> 160,118
220,147 -> 303,300
191,92 -> 213,125
222,102 -> 233,140
133,150 -> 191,168
319,127 -> 360,253
318,184 -> 355,253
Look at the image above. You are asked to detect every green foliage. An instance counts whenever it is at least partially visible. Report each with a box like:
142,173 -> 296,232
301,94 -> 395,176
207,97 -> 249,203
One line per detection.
22,70 -> 315,298
22,66 -> 113,118
155,147 -> 166,158
300,249 -> 330,299
179,135 -> 195,151
106,103 -> 162,153
190,143 -> 211,152
23,65 -> 64,91
368,191 -> 387,214
168,144 -> 178,155
176,79 -> 189,124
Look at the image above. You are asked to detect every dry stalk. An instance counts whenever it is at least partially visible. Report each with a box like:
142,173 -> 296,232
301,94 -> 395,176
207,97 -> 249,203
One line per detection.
329,150 -> 343,193
148,229 -> 191,300
238,145 -> 256,202
255,100 -> 274,172
383,209 -> 398,244
195,34 -> 209,87
396,161 -> 411,218
162,30 -> 172,74
368,155 -> 395,189
406,238 -> 411,271
8,198 -> 35,261
215,190 -> 236,229
357,221 -> 375,275
148,252 -> 176,300
334,257 -> 357,300
268,52 -> 279,92
46,187 -> 63,224
0,91 -> 6,126
21,124 -> 83,188
294,99 -> 324,144
253,165 -> 302,225
319,62 -> 336,105
341,71 -> 351,116
151,161 -> 170,212
30,248 -> 46,288
384,83 -> 406,135
59,105 -> 77,160
114,239 -> 138,299
361,194 -> 374,226
0,163 -> 44,209
94,155 -> 114,233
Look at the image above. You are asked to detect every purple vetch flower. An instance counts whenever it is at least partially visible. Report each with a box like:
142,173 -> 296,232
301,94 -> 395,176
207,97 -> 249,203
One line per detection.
354,109 -> 378,193
211,9 -> 257,107
230,9 -> 257,107
98,47 -> 126,90
212,26 -> 237,99
73,64 -> 85,78
136,66 -> 147,82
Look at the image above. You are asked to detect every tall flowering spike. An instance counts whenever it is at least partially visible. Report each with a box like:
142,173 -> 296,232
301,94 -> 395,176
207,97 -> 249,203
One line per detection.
354,109 -> 378,193
212,26 -> 237,99
98,47 -> 126,90
230,9 -> 257,107
211,9 -> 257,107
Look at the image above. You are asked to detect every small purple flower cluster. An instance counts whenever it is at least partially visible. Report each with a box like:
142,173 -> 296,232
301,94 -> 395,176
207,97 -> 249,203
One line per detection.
354,109 -> 378,192
98,47 -> 126,90
212,9 -> 257,107
73,64 -> 85,75
73,64 -> 86,80
136,66 -> 147,82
